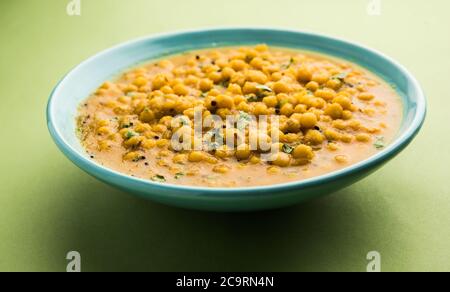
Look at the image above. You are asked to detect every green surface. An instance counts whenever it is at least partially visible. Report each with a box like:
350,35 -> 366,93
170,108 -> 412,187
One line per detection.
0,0 -> 449,272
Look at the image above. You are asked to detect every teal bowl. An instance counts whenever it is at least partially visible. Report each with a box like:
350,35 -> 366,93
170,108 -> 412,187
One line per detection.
47,28 -> 426,212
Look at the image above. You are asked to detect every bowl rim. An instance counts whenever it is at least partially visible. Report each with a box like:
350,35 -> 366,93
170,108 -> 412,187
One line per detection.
47,27 -> 427,196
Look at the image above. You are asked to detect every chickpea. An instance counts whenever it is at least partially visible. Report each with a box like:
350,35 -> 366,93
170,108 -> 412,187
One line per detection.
271,152 -> 291,167
199,79 -> 214,92
273,81 -> 292,94
253,102 -> 269,116
311,72 -> 330,84
297,66 -> 312,82
315,88 -> 336,100
305,130 -> 325,145
324,103 -> 344,119
133,76 -> 148,87
236,144 -> 251,160
208,71 -> 223,83
142,139 -> 157,149
204,96 -> 218,111
335,155 -> 349,164
228,83 -> 242,95
286,118 -> 301,133
324,128 -> 342,141
332,120 -> 347,130
123,152 -> 140,161
341,134 -> 354,143
294,104 -> 307,114
222,67 -> 236,80
188,151 -> 205,162
358,92 -> 375,101
250,155 -> 261,164
230,59 -> 247,71
333,95 -> 352,110
216,94 -> 234,109
152,74 -> 167,90
327,142 -> 339,151
280,103 -> 294,116
243,82 -> 258,94
213,165 -> 231,174
267,166 -> 281,174
292,144 -> 314,160
342,110 -> 353,120
300,112 -> 318,129
247,70 -> 268,84
326,78 -> 342,90
263,95 -> 278,108
281,133 -> 300,143
356,133 -> 371,142
305,81 -> 319,92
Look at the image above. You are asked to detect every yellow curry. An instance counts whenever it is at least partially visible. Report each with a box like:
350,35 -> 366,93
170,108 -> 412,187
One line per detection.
77,45 -> 402,187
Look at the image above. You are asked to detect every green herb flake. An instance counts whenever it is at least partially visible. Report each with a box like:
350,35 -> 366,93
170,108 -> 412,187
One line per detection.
282,57 -> 295,69
332,71 -> 350,81
245,94 -> 260,102
151,175 -> 166,183
126,131 -> 138,139
219,79 -> 230,88
237,111 -> 252,130
282,144 -> 295,154
256,84 -> 273,93
174,173 -> 185,180
374,136 -> 386,150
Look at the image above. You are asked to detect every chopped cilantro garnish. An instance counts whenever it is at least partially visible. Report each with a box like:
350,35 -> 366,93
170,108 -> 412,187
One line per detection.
151,175 -> 166,183
256,84 -> 273,92
174,173 -> 185,180
246,94 -> 260,102
282,144 -> 295,154
125,131 -> 138,139
374,136 -> 386,150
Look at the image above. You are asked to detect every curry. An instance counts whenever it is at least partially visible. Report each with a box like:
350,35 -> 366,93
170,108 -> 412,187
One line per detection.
77,45 -> 403,187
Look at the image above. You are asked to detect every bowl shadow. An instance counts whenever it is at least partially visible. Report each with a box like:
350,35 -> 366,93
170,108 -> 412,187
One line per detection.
51,174 -> 398,272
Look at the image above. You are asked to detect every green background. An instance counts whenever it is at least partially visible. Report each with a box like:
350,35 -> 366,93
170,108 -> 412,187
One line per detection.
0,0 -> 449,272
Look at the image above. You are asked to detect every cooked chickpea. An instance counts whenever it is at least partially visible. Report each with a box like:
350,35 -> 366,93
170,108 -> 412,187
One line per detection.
305,81 -> 319,92
213,165 -> 231,174
311,72 -> 330,84
271,152 -> 291,167
235,144 -> 251,160
315,88 -> 336,100
173,84 -> 189,96
324,103 -> 343,119
305,130 -> 325,145
300,112 -> 318,129
280,103 -> 294,116
358,92 -> 375,101
80,45 -> 400,188
230,59 -> 247,71
263,95 -> 278,108
292,144 -> 314,161
335,155 -> 349,164
356,133 -> 371,142
297,66 -> 312,82
216,94 -> 235,109
188,151 -> 205,162
273,81 -> 292,94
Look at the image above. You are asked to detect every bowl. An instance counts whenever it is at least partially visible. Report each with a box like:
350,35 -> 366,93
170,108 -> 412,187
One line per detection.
47,28 -> 426,212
